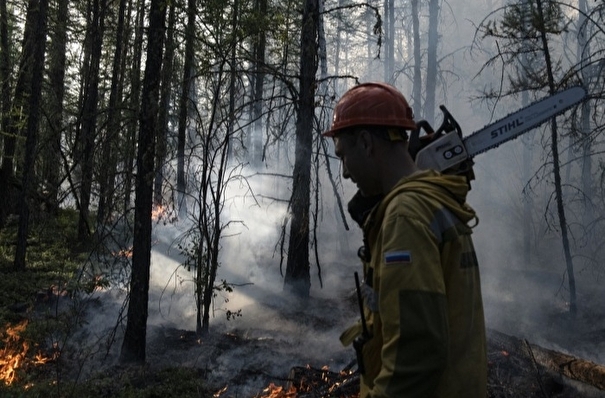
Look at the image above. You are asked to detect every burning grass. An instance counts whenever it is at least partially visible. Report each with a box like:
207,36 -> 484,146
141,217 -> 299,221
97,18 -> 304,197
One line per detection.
0,320 -> 58,387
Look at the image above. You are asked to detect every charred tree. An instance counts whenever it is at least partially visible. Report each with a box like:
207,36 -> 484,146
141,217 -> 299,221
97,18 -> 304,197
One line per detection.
248,0 -> 267,166
284,0 -> 319,298
44,0 -> 69,215
14,0 -> 49,270
97,0 -> 129,231
0,0 -> 13,228
123,0 -> 145,215
534,0 -> 576,315
77,0 -> 107,241
176,0 -> 197,217
120,0 -> 166,364
154,1 -> 176,207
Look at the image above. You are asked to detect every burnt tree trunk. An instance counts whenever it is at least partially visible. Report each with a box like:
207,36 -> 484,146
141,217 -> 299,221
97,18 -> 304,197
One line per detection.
154,1 -> 176,207
176,0 -> 197,216
97,0 -> 128,230
14,0 -> 48,270
284,0 -> 319,298
535,0 -> 576,315
120,0 -> 166,364
77,0 -> 107,241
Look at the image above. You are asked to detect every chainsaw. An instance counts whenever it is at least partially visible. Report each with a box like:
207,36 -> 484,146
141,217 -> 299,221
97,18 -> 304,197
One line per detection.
409,86 -> 588,186
347,86 -> 587,228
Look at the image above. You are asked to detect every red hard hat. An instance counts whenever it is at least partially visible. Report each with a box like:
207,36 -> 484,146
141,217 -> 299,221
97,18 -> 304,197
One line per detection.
323,82 -> 416,137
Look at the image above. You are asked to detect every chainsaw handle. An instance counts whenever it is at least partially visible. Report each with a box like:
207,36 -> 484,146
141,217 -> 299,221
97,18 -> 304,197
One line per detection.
435,105 -> 462,137
409,106 -> 462,161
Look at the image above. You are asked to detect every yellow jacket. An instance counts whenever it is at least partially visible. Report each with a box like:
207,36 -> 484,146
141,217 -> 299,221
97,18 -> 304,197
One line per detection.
341,169 -> 487,398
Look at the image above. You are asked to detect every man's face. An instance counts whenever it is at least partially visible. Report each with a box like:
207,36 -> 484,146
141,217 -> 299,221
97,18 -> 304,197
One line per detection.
333,131 -> 376,196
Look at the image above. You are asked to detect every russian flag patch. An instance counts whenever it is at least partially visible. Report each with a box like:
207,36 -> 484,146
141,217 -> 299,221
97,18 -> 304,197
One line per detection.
384,250 -> 412,265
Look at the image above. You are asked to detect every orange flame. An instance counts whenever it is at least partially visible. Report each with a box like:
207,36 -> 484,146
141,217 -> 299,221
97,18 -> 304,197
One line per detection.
1,320 -> 30,385
258,383 -> 298,398
0,320 -> 57,385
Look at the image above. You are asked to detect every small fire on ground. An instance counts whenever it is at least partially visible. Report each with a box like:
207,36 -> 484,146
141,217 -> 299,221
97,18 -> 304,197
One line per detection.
222,364 -> 360,398
0,320 -> 58,386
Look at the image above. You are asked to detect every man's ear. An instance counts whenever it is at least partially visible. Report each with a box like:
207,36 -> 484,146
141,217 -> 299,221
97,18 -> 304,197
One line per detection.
359,130 -> 373,154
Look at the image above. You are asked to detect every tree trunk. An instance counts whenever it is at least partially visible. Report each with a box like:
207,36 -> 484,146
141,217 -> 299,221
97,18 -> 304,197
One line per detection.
154,1 -> 176,207
97,0 -> 128,230
44,0 -> 68,215
120,0 -> 166,364
123,0 -> 144,215
0,0 -> 13,228
383,0 -> 394,83
78,0 -> 107,241
284,0 -> 319,298
425,0 -> 439,123
411,0 -> 422,118
535,0 -> 576,315
176,0 -> 197,216
14,0 -> 48,271
249,0 -> 266,166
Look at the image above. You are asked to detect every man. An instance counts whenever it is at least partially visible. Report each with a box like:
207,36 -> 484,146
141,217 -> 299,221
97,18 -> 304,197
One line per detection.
324,82 -> 487,397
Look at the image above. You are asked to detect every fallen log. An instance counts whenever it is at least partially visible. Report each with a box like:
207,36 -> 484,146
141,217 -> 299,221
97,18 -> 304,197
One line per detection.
488,328 -> 605,396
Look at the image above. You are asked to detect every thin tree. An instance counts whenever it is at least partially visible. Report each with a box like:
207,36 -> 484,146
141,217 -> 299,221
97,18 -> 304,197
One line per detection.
120,0 -> 167,364
176,0 -> 197,216
97,0 -> 129,231
77,0 -> 107,241
44,0 -> 69,215
425,0 -> 440,122
14,0 -> 49,270
0,0 -> 13,228
284,0 -> 319,298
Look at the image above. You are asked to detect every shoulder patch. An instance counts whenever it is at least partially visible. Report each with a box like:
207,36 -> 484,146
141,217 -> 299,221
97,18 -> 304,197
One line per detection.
384,250 -> 412,265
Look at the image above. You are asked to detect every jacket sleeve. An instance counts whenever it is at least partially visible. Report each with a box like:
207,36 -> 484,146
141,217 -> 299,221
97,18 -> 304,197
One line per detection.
369,213 -> 449,398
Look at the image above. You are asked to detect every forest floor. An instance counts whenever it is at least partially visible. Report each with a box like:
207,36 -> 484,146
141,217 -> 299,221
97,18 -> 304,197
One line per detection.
1,212 -> 605,397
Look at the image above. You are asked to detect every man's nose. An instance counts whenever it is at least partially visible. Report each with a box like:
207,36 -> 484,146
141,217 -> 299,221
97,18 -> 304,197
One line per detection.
342,163 -> 350,179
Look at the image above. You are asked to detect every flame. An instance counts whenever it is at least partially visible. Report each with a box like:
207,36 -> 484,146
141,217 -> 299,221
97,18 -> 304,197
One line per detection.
151,204 -> 177,222
258,383 -> 297,398
0,320 -> 58,386
114,247 -> 133,259
1,320 -> 30,385
501,350 -> 510,357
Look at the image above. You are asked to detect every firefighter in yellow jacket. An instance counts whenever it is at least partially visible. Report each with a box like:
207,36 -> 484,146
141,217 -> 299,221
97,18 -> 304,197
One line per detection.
324,82 -> 488,397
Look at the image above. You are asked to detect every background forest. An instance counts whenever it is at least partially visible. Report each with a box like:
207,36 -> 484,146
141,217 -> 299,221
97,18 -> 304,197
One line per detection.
0,0 -> 604,396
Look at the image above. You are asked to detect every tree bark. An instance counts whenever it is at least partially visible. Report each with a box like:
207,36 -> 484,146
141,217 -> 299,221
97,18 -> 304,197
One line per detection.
411,0 -> 422,118
120,0 -> 166,364
176,0 -> 197,216
44,0 -> 69,215
0,0 -> 13,228
97,0 -> 128,230
284,0 -> 319,298
425,0 -> 439,122
154,1 -> 176,207
14,0 -> 49,270
77,0 -> 107,241
535,0 -> 576,315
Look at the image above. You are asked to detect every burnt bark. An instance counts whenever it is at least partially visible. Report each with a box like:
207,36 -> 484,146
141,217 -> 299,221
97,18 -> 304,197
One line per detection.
14,0 -> 49,270
284,0 -> 319,298
44,0 -> 69,215
535,0 -> 576,315
97,0 -> 128,230
154,1 -> 176,207
77,0 -> 107,241
120,0 -> 166,364
176,0 -> 197,216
